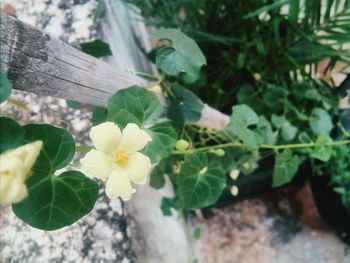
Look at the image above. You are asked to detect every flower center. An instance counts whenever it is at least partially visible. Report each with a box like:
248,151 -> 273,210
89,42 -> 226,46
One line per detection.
114,149 -> 129,165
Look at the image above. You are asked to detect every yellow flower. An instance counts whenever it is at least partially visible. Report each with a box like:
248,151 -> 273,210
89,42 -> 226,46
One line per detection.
0,141 -> 43,205
80,122 -> 152,201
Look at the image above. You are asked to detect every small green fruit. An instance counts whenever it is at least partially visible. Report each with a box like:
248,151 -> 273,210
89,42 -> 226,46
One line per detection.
175,139 -> 189,150
213,149 -> 225,156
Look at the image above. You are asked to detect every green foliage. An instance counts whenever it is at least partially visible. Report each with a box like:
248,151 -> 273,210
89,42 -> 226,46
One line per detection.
4,122 -> 99,230
226,104 -> 261,149
272,149 -> 300,187
327,146 -> 350,206
80,39 -> 112,58
271,114 -> 298,141
108,86 -> 162,127
150,159 -> 168,189
143,122 -> 177,163
0,73 -> 12,103
161,196 -> 181,216
309,134 -> 333,162
153,28 -> 206,79
176,152 -> 226,209
13,171 -> 98,230
309,108 -> 333,135
91,106 -> 108,126
0,117 -> 25,154
167,84 -> 204,126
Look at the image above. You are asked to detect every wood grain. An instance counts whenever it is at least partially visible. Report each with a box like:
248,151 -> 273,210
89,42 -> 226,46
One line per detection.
0,13 -> 229,129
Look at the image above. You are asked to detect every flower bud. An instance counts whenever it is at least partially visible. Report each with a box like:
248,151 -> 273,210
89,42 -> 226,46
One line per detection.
229,169 -> 240,180
242,162 -> 251,170
230,185 -> 239,196
175,139 -> 189,150
214,149 -> 225,156
253,73 -> 261,81
0,141 -> 42,205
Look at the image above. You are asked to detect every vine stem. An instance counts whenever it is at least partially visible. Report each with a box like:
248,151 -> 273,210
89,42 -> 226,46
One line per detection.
172,140 -> 350,155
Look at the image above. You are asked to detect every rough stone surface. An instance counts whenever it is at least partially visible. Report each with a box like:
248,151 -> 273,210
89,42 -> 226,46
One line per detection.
0,0 -> 98,43
188,197 -> 350,263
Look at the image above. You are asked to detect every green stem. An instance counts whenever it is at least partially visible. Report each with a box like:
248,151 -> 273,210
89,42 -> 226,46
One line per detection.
131,71 -> 160,81
173,140 -> 350,155
261,140 -> 350,150
173,141 -> 244,155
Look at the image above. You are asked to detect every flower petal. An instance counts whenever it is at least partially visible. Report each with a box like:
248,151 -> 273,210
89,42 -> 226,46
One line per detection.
105,168 -> 134,201
80,150 -> 113,180
119,123 -> 152,154
90,122 -> 122,155
0,155 -> 28,205
10,141 -> 43,175
122,152 -> 151,184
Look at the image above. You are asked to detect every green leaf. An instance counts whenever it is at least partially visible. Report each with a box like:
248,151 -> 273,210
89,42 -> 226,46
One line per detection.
167,84 -> 204,125
150,160 -> 167,189
309,108 -> 333,135
281,122 -> 298,141
0,117 -> 25,154
13,171 -> 98,230
107,86 -> 162,128
80,39 -> 112,58
310,134 -> 332,162
257,116 -> 276,145
263,85 -> 289,110
153,28 -> 206,79
24,124 -> 75,171
143,122 -> 177,163
272,149 -> 300,187
161,197 -> 181,216
225,104 -> 261,149
12,124 -> 98,230
0,73 -> 12,103
271,114 -> 298,141
176,152 -> 226,209
92,106 -> 108,126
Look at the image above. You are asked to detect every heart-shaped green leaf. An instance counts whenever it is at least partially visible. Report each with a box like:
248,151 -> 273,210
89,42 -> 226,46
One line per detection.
272,149 -> 299,187
153,28 -> 206,79
24,124 -> 75,171
13,124 -> 98,230
167,84 -> 204,126
0,117 -> 25,154
107,86 -> 162,128
143,122 -> 177,163
176,152 -> 226,209
309,108 -> 333,135
13,171 -> 98,230
310,134 -> 332,162
226,104 -> 261,149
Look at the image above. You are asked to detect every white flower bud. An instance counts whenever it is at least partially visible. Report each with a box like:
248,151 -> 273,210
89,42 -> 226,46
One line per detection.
0,141 -> 42,205
229,169 -> 240,180
230,185 -> 239,196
